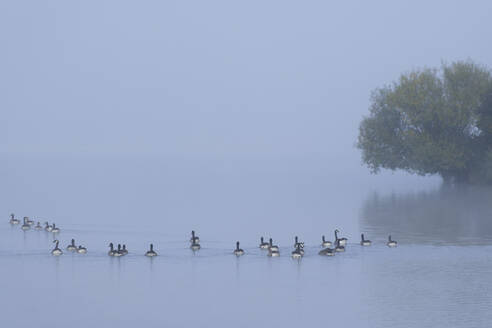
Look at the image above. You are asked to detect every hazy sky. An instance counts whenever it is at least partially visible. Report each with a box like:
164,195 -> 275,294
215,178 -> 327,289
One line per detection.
2,0 -> 492,159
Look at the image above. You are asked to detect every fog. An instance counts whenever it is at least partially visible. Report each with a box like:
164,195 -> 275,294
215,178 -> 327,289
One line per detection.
2,1 -> 492,327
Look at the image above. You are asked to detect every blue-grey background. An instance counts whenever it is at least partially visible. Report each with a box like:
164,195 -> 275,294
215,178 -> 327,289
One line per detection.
2,1 -> 492,327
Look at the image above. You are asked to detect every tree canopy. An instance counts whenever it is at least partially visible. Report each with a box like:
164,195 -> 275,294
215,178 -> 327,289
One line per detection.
357,60 -> 492,184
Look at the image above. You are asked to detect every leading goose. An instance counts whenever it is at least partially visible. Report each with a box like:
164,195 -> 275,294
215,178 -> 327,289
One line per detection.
51,240 -> 63,256
77,245 -> 87,254
233,241 -> 244,256
190,230 -> 200,244
9,214 -> 19,225
108,243 -> 116,256
145,244 -> 158,257
360,234 -> 371,246
121,244 -> 128,255
387,235 -> 397,247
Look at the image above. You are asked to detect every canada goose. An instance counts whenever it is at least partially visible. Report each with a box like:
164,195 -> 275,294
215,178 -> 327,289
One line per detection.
268,238 -> 279,252
233,241 -> 244,256
268,249 -> 280,257
34,222 -> 42,230
67,239 -> 77,252
21,217 -> 31,230
45,222 -> 53,232
387,235 -> 397,247
318,247 -> 335,256
293,236 -> 305,255
334,240 -> 345,252
51,240 -> 63,256
190,230 -> 200,243
108,243 -> 116,256
51,223 -> 60,233
321,235 -> 332,247
334,229 -> 347,246
114,244 -> 124,257
259,237 -> 270,249
190,240 -> 201,251
291,245 -> 303,259
121,244 -> 128,255
77,245 -> 87,254
145,244 -> 158,257
26,217 -> 34,226
9,214 -> 19,225
360,234 -> 372,246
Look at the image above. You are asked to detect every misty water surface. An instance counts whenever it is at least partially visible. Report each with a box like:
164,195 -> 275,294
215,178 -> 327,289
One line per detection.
2,156 -> 492,328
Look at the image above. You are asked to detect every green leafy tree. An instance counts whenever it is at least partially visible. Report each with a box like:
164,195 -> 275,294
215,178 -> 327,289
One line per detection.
357,60 -> 492,183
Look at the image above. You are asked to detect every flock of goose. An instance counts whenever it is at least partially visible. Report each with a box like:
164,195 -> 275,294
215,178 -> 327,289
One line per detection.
9,213 -> 398,259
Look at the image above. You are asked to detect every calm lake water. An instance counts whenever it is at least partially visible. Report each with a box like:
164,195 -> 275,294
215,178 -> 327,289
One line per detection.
2,156 -> 492,327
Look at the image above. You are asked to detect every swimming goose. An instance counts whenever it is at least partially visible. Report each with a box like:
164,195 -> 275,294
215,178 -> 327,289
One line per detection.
190,230 -> 200,243
268,238 -> 279,252
259,237 -> 270,249
190,239 -> 201,251
233,241 -> 244,256
334,229 -> 347,246
387,235 -> 397,247
121,244 -> 128,255
145,244 -> 158,257
321,235 -> 332,247
51,223 -> 60,233
291,245 -> 303,259
45,222 -> 53,232
268,248 -> 280,257
114,244 -> 124,257
67,239 -> 77,252
360,234 -> 372,246
51,240 -> 63,256
9,214 -> 19,225
21,217 -> 31,230
293,236 -> 305,255
334,240 -> 345,252
108,243 -> 116,256
77,245 -> 87,254
26,217 -> 35,226
34,222 -> 43,230
318,247 -> 335,256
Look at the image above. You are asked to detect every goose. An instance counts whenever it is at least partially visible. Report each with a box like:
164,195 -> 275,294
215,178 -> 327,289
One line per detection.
259,237 -> 270,249
268,238 -> 279,252
67,239 -> 77,252
268,249 -> 280,257
318,247 -> 335,256
334,240 -> 345,252
77,245 -> 87,254
34,222 -> 43,230
26,217 -> 35,226
334,229 -> 347,246
387,235 -> 397,247
108,243 -> 116,256
360,234 -> 372,246
190,230 -> 200,243
145,244 -> 158,257
21,217 -> 31,230
233,241 -> 244,256
114,244 -> 124,257
45,222 -> 53,232
51,223 -> 60,233
9,213 -> 19,225
51,240 -> 63,256
190,239 -> 201,251
293,236 -> 305,255
321,235 -> 332,247
121,244 -> 128,255
291,245 -> 303,259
